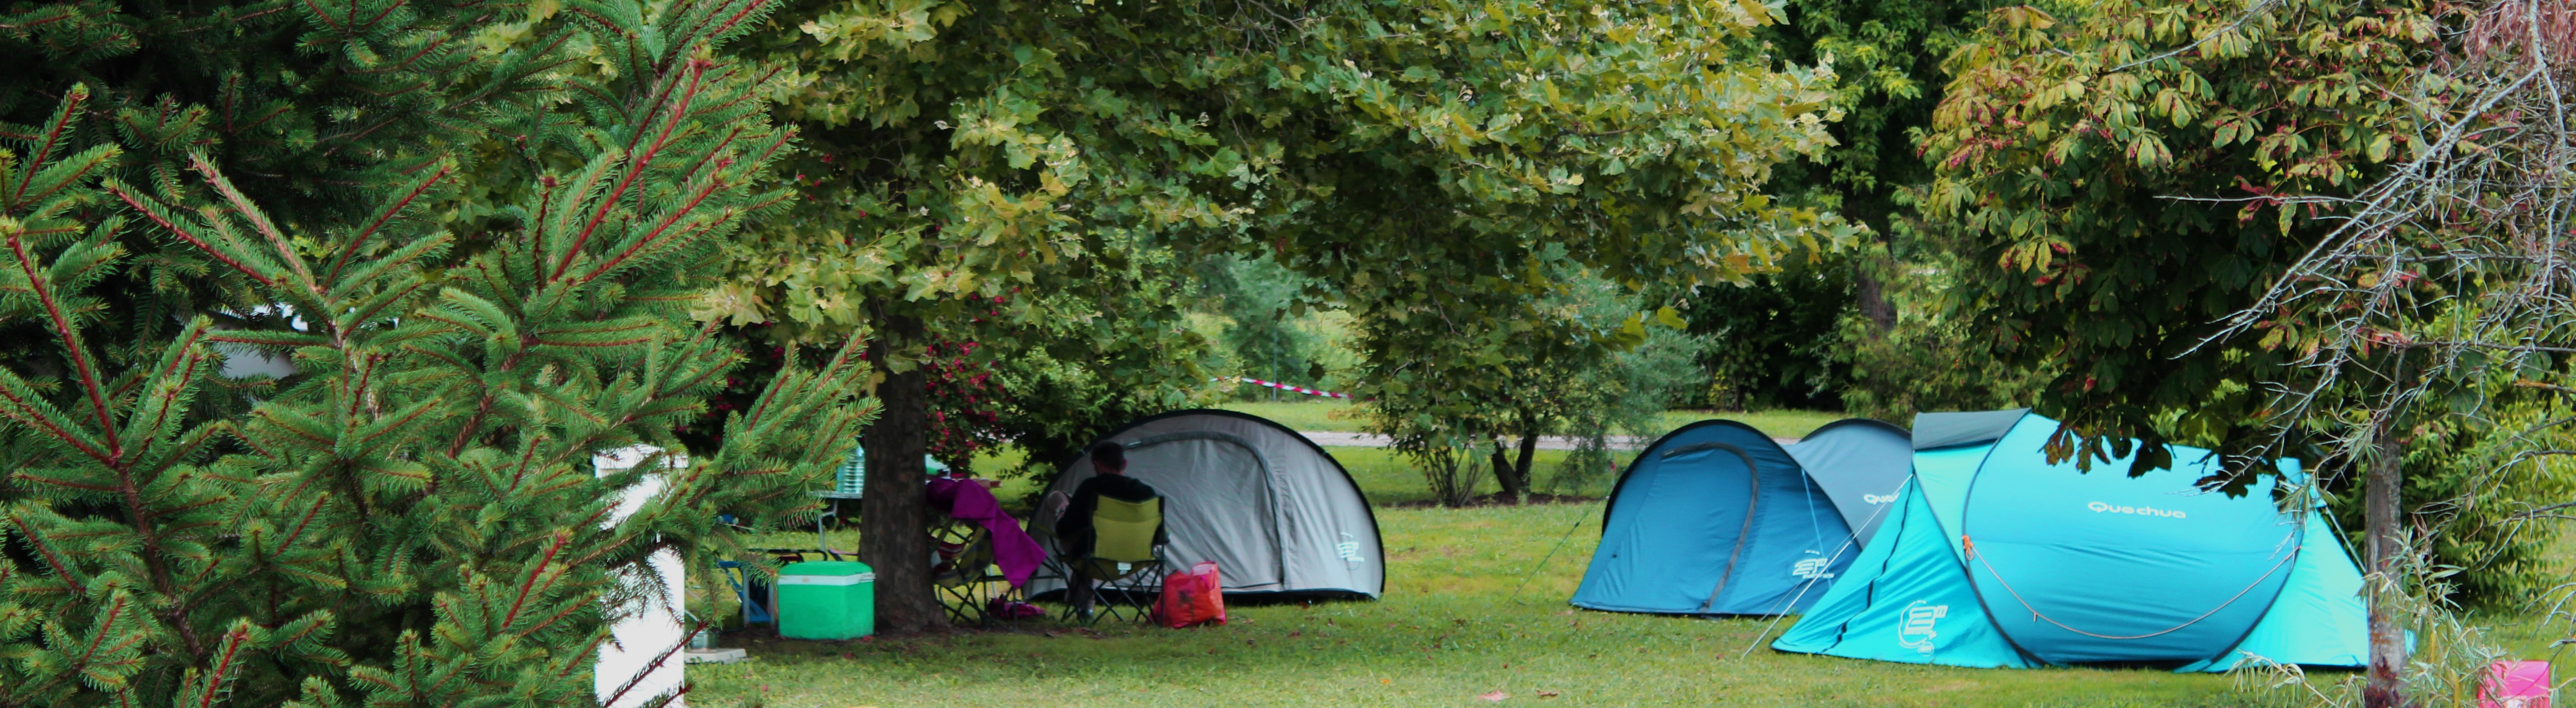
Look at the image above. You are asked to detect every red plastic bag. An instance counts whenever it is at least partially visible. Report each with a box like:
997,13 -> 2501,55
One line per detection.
1157,561 -> 1225,628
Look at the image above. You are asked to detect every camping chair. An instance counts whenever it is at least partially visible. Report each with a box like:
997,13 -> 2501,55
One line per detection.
715,560 -> 775,629
1060,495 -> 1167,624
928,515 -> 1020,628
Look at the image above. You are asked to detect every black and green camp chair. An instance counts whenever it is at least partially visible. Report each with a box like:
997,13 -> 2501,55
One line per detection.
929,516 -> 1017,627
1059,495 -> 1165,624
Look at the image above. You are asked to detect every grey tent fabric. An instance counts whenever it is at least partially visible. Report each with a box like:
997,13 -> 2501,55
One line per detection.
1782,419 -> 1914,546
1911,408 -> 2030,450
1028,410 -> 1384,599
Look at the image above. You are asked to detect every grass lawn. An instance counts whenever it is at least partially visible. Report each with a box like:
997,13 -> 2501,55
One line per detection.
691,501 -> 2249,707
1213,400 -> 1853,439
1330,447 -> 1635,505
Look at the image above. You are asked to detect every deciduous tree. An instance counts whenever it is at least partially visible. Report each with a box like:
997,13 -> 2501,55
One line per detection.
731,0 -> 1852,617
2209,0 -> 2575,700
1295,1 -> 1854,505
1922,0 -> 2451,700
1922,0 -> 2440,466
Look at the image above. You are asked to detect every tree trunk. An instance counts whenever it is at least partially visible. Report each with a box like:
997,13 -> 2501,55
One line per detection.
859,315 -> 941,634
2362,416 -> 2411,708
1490,438 -> 1526,503
1025,435 -> 1082,476
1512,429 -> 1539,499
1852,268 -> 1895,334
1847,191 -> 1897,337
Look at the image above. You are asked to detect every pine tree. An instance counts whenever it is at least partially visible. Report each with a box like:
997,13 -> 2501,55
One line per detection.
0,1 -> 869,706
0,0 -> 584,377
0,0 -> 560,223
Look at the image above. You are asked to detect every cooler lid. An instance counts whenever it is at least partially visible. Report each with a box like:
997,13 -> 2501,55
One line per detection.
779,560 -> 873,576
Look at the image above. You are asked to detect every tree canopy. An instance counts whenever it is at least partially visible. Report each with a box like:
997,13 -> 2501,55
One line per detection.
1920,0 -> 2444,474
713,0 -> 1859,628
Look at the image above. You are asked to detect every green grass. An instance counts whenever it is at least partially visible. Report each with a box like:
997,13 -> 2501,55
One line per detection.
1213,399 -> 1853,439
1662,409 -> 1853,439
690,502 -> 2245,708
1214,398 -> 1369,431
2469,529 -> 2576,660
1329,447 -> 1634,505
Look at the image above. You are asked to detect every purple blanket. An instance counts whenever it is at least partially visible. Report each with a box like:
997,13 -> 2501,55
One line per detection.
927,477 -> 1047,587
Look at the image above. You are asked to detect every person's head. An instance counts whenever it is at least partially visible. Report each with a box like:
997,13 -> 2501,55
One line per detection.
1090,442 -> 1128,476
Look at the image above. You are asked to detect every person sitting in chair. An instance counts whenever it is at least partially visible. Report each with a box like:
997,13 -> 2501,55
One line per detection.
1049,442 -> 1165,618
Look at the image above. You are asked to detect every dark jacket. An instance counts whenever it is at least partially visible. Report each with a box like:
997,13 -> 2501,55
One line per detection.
1055,473 -> 1165,551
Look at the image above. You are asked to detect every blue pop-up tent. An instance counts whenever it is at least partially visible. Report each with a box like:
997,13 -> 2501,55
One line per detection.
1771,409 -> 2368,671
1571,418 -> 1911,616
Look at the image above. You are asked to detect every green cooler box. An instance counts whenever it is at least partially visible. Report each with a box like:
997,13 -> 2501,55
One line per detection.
777,560 -> 874,639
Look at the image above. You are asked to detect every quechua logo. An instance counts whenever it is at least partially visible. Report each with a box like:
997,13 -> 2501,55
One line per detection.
1897,600 -> 1947,653
2087,501 -> 2187,519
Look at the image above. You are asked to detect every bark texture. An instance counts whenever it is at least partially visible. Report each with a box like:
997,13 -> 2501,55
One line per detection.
1853,267 -> 1896,333
2363,418 -> 2412,708
1489,440 -> 1523,502
859,315 -> 940,634
1513,431 -> 1540,497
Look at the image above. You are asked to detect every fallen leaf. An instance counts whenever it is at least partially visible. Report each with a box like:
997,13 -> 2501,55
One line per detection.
1480,691 -> 1511,702
1538,691 -> 1560,699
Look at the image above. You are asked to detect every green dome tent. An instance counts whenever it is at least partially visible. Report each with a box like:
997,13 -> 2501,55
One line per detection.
1771,409 -> 2368,671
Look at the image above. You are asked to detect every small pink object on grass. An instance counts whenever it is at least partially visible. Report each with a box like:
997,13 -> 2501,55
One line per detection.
2482,660 -> 2551,708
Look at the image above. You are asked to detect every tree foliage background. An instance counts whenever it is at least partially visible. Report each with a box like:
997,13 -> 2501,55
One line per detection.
8,6 -> 2572,699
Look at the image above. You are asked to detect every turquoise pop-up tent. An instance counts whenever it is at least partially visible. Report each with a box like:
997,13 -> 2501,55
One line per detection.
1571,418 -> 1911,616
1771,409 -> 2368,671
1784,419 -> 1915,547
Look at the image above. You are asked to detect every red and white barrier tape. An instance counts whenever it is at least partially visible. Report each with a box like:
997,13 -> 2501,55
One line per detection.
1219,376 -> 1350,399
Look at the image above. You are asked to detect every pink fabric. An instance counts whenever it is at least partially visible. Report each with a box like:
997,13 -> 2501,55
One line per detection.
927,477 -> 1047,587
2483,660 -> 2552,708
